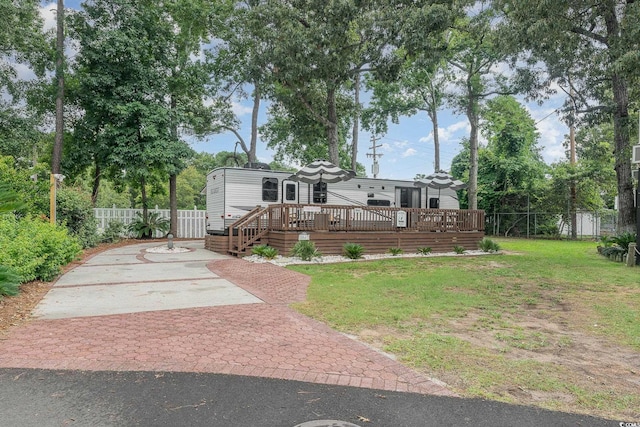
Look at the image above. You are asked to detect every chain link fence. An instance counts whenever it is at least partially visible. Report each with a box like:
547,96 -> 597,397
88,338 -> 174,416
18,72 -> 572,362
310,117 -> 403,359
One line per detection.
485,210 -> 618,239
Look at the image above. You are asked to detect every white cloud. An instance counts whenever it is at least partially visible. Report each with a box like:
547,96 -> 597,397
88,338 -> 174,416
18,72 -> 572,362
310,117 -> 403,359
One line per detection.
231,102 -> 253,117
419,120 -> 470,144
402,148 -> 418,158
40,3 -> 57,32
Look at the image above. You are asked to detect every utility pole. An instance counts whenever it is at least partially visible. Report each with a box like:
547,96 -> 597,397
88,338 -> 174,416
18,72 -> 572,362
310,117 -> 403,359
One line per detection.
569,122 -> 577,239
366,135 -> 383,179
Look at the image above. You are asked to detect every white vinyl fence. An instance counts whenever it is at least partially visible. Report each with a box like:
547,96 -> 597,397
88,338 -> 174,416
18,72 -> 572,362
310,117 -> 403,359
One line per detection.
94,206 -> 206,239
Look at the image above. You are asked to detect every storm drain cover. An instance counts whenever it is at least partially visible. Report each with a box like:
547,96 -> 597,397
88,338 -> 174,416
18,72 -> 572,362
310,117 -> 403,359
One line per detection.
293,421 -> 361,427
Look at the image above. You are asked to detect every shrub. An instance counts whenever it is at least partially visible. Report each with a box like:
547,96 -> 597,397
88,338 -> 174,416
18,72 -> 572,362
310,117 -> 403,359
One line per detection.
291,240 -> 321,261
343,243 -> 364,259
611,232 -> 637,252
56,187 -> 100,248
100,219 -> 126,243
252,244 -> 278,259
388,247 -> 403,256
453,245 -> 466,254
417,246 -> 432,255
478,238 -> 501,253
0,215 -> 81,282
127,212 -> 170,239
0,264 -> 21,297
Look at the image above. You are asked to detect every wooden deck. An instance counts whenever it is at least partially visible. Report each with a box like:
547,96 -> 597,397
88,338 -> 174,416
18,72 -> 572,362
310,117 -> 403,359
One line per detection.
205,204 -> 485,256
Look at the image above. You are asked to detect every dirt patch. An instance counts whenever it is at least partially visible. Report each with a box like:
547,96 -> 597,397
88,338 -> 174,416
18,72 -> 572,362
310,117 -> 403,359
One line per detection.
356,302 -> 640,420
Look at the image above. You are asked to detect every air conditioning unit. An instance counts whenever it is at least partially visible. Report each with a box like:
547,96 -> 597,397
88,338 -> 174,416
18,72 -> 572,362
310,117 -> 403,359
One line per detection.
633,145 -> 640,164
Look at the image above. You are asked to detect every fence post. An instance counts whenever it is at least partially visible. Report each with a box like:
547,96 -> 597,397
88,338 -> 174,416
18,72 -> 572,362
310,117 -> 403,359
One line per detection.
627,244 -> 637,267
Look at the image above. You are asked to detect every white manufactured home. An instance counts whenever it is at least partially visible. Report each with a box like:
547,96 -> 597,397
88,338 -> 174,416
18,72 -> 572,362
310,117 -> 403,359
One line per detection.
206,166 -> 460,235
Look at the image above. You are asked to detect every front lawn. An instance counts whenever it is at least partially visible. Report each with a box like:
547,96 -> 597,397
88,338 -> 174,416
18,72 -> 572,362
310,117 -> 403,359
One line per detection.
289,238 -> 640,420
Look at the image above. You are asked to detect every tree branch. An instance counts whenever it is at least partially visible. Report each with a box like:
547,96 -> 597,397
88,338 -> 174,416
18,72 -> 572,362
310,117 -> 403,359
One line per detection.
222,126 -> 250,154
570,26 -> 608,45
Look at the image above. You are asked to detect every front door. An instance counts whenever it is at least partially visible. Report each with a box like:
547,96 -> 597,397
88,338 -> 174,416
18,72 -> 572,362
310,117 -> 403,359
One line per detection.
281,180 -> 298,204
395,187 -> 421,208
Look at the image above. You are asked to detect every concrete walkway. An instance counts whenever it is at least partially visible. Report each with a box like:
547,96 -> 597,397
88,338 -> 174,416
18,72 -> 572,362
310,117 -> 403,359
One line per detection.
0,240 -> 453,396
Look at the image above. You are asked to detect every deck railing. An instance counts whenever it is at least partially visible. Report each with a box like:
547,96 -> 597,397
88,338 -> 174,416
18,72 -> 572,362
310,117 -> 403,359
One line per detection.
229,204 -> 484,254
267,204 -> 485,233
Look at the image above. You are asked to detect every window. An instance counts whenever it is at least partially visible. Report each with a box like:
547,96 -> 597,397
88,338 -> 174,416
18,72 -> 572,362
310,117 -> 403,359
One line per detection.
367,199 -> 391,206
285,183 -> 296,201
313,182 -> 327,203
429,197 -> 440,209
262,177 -> 278,201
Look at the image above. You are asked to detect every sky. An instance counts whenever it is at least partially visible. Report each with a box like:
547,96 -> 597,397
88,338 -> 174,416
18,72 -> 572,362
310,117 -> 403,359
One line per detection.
39,1 -> 571,181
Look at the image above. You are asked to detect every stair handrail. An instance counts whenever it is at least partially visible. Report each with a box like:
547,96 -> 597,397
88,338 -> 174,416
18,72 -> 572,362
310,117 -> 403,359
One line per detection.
228,205 -> 271,254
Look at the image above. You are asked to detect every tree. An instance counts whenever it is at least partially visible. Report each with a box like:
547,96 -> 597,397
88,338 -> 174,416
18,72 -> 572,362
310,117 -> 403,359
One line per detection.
452,96 -> 547,235
364,59 -> 448,172
0,0 -> 48,162
250,0 -> 455,166
479,96 -> 546,215
208,0 -> 269,164
446,4 -> 514,210
495,0 -> 640,231
69,0 -> 196,225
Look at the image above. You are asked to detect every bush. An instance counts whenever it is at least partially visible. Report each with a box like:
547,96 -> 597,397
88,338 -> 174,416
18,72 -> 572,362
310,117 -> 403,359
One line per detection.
0,215 -> 82,282
388,247 -> 403,256
478,238 -> 501,253
417,246 -> 432,255
611,232 -> 637,252
453,245 -> 466,254
343,242 -> 364,259
57,187 -> 100,248
290,240 -> 321,261
0,264 -> 21,296
100,219 -> 125,243
252,244 -> 278,259
127,212 -> 170,239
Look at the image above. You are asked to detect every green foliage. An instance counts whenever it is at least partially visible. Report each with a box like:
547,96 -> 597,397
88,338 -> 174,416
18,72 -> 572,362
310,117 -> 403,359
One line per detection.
100,219 -> 125,243
342,243 -> 364,260
453,245 -> 466,254
478,238 -> 501,253
0,182 -> 25,213
388,247 -> 403,256
417,246 -> 433,255
0,155 -> 49,216
127,212 -> 170,239
599,235 -> 614,248
251,244 -> 278,260
56,187 -> 99,248
0,265 -> 21,297
0,215 -> 81,282
611,233 -> 637,252
598,232 -> 638,262
290,240 -> 321,261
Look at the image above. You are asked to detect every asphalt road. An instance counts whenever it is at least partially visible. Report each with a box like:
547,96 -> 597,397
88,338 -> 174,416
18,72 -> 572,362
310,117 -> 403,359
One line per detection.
0,368 -> 618,427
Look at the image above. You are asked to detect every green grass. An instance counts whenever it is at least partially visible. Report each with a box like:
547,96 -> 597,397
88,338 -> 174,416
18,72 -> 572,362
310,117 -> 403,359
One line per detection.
289,238 -> 640,419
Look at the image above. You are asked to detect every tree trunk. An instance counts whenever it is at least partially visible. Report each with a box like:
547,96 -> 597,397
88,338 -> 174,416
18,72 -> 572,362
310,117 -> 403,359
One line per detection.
326,87 -> 339,165
351,72 -> 360,172
169,174 -> 177,237
249,84 -> 260,163
429,108 -> 440,172
611,74 -> 635,232
466,94 -> 479,210
602,4 -> 635,232
52,0 -> 65,175
91,162 -> 100,206
169,93 -> 179,237
141,176 -> 148,223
